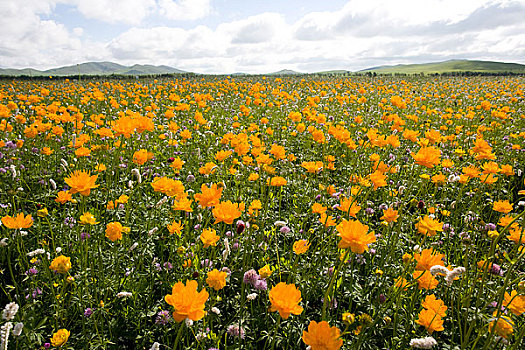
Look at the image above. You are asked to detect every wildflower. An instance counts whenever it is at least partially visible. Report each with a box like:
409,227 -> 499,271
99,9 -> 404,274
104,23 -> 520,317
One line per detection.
155,310 -> 172,325
227,324 -> 245,339
2,302 -> 19,321
64,170 -> 99,196
194,183 -> 223,208
493,200 -> 513,214
50,329 -> 70,347
151,177 -> 185,198
258,265 -> 273,279
302,320 -> 343,350
415,216 -> 443,237
411,146 -> 441,168
164,280 -> 209,322
247,293 -> 258,301
269,176 -> 287,186
1,323 -> 13,350
413,270 -> 439,290
49,255 -> 71,274
381,207 -> 399,223
55,190 -> 72,204
167,221 -> 184,236
445,267 -> 465,286
409,336 -> 438,349
503,290 -> 525,316
1,213 -> 33,229
394,276 -> 409,291
200,228 -> 220,248
79,212 -> 99,225
212,201 -> 245,224
206,269 -> 228,291
243,269 -> 260,286
422,295 -> 447,317
312,203 -> 327,214
12,322 -> 23,337
342,313 -> 356,325
105,222 -> 130,241
414,249 -> 445,271
132,149 -> 153,165
336,219 -> 376,254
506,226 -> 524,244
269,282 -> 303,319
338,197 -> 361,217
369,170 -> 387,190
116,291 -> 132,298
293,239 -> 310,254
488,312 -> 514,339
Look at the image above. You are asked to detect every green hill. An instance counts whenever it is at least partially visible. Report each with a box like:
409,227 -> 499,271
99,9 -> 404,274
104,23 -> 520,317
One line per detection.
0,62 -> 186,76
360,60 -> 525,74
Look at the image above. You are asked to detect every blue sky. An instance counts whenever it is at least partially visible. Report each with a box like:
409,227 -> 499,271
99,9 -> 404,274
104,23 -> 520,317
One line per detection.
1,0 -> 524,73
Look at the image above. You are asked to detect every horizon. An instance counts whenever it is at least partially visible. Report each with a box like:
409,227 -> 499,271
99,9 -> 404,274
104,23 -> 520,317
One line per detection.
1,0 -> 525,74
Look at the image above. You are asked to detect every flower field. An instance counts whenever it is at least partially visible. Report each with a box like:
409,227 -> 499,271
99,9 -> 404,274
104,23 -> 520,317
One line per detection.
1,75 -> 525,349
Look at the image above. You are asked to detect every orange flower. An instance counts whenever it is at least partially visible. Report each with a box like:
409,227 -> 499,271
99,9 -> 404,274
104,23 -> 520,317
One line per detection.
194,183 -> 223,208
319,213 -> 337,227
151,177 -> 185,198
199,162 -> 217,175
269,282 -> 303,319
380,207 -> 399,223
338,197 -> 361,217
414,248 -> 445,271
336,219 -> 376,253
302,161 -> 324,173
165,280 -> 209,322
394,276 -> 409,291
200,228 -> 220,248
293,240 -> 311,255
212,201 -> 244,224
170,157 -> 185,172
312,203 -> 327,214
132,149 -> 153,165
411,146 -> 441,168
1,212 -> 33,229
503,290 -> 525,316
415,216 -> 443,237
493,200 -> 513,214
49,255 -> 72,274
369,170 -> 387,190
416,308 -> 444,334
269,176 -> 287,187
54,190 -> 72,204
50,329 -> 70,347
488,312 -> 514,339
507,226 -> 524,245
172,196 -> 194,212
215,150 -> 233,162
206,269 -> 228,291
422,294 -> 447,317
105,222 -> 130,241
65,170 -> 99,196
413,270 -> 439,290
167,221 -> 184,236
302,320 -> 343,350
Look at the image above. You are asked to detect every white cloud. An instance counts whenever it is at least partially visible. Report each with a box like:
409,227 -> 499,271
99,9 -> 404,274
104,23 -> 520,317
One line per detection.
72,0 -> 156,25
157,0 -> 212,20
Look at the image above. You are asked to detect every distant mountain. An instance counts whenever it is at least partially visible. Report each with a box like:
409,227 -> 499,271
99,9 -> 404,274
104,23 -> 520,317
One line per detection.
0,62 -> 186,76
359,60 -> 525,74
267,69 -> 303,75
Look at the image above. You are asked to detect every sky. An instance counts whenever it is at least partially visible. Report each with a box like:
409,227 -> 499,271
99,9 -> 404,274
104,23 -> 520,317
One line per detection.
1,0 -> 525,74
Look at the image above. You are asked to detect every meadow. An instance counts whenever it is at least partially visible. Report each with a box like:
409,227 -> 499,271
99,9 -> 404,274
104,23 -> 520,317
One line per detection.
0,75 -> 524,349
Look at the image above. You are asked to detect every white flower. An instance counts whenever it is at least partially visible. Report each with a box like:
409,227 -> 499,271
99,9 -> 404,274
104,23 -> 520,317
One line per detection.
12,323 -> 23,337
409,336 -> 438,349
274,221 -> 287,227
446,266 -> 466,286
128,180 -> 134,189
60,159 -> 68,168
149,342 -> 161,350
0,322 -> 13,350
148,227 -> 158,236
0,238 -> 8,247
55,247 -> 62,253
131,168 -> 142,183
211,307 -> 220,315
185,318 -> 193,327
247,293 -> 258,301
129,242 -> 139,251
2,302 -> 19,321
116,292 -> 132,298
222,238 -> 230,262
27,248 -> 45,257
429,265 -> 449,277
49,179 -> 57,190
9,165 -> 17,179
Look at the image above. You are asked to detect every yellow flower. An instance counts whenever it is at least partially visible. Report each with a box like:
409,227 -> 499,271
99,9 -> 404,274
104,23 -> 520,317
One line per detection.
200,228 -> 220,248
64,170 -> 99,196
37,208 -> 49,217
302,320 -> 343,350
336,219 -> 376,253
212,201 -> 245,224
50,329 -> 70,347
258,265 -> 273,278
415,216 -> 443,237
293,239 -> 311,255
49,255 -> 71,274
165,280 -> 209,322
411,146 -> 441,168
194,183 -> 223,208
268,176 -> 287,187
80,212 -> 99,225
206,269 -> 228,291
105,222 -> 130,241
380,207 -> 399,223
55,190 -> 72,204
489,312 -> 514,339
151,177 -> 185,198
1,212 -> 33,229
493,200 -> 513,214
269,282 -> 303,319
167,221 -> 184,236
